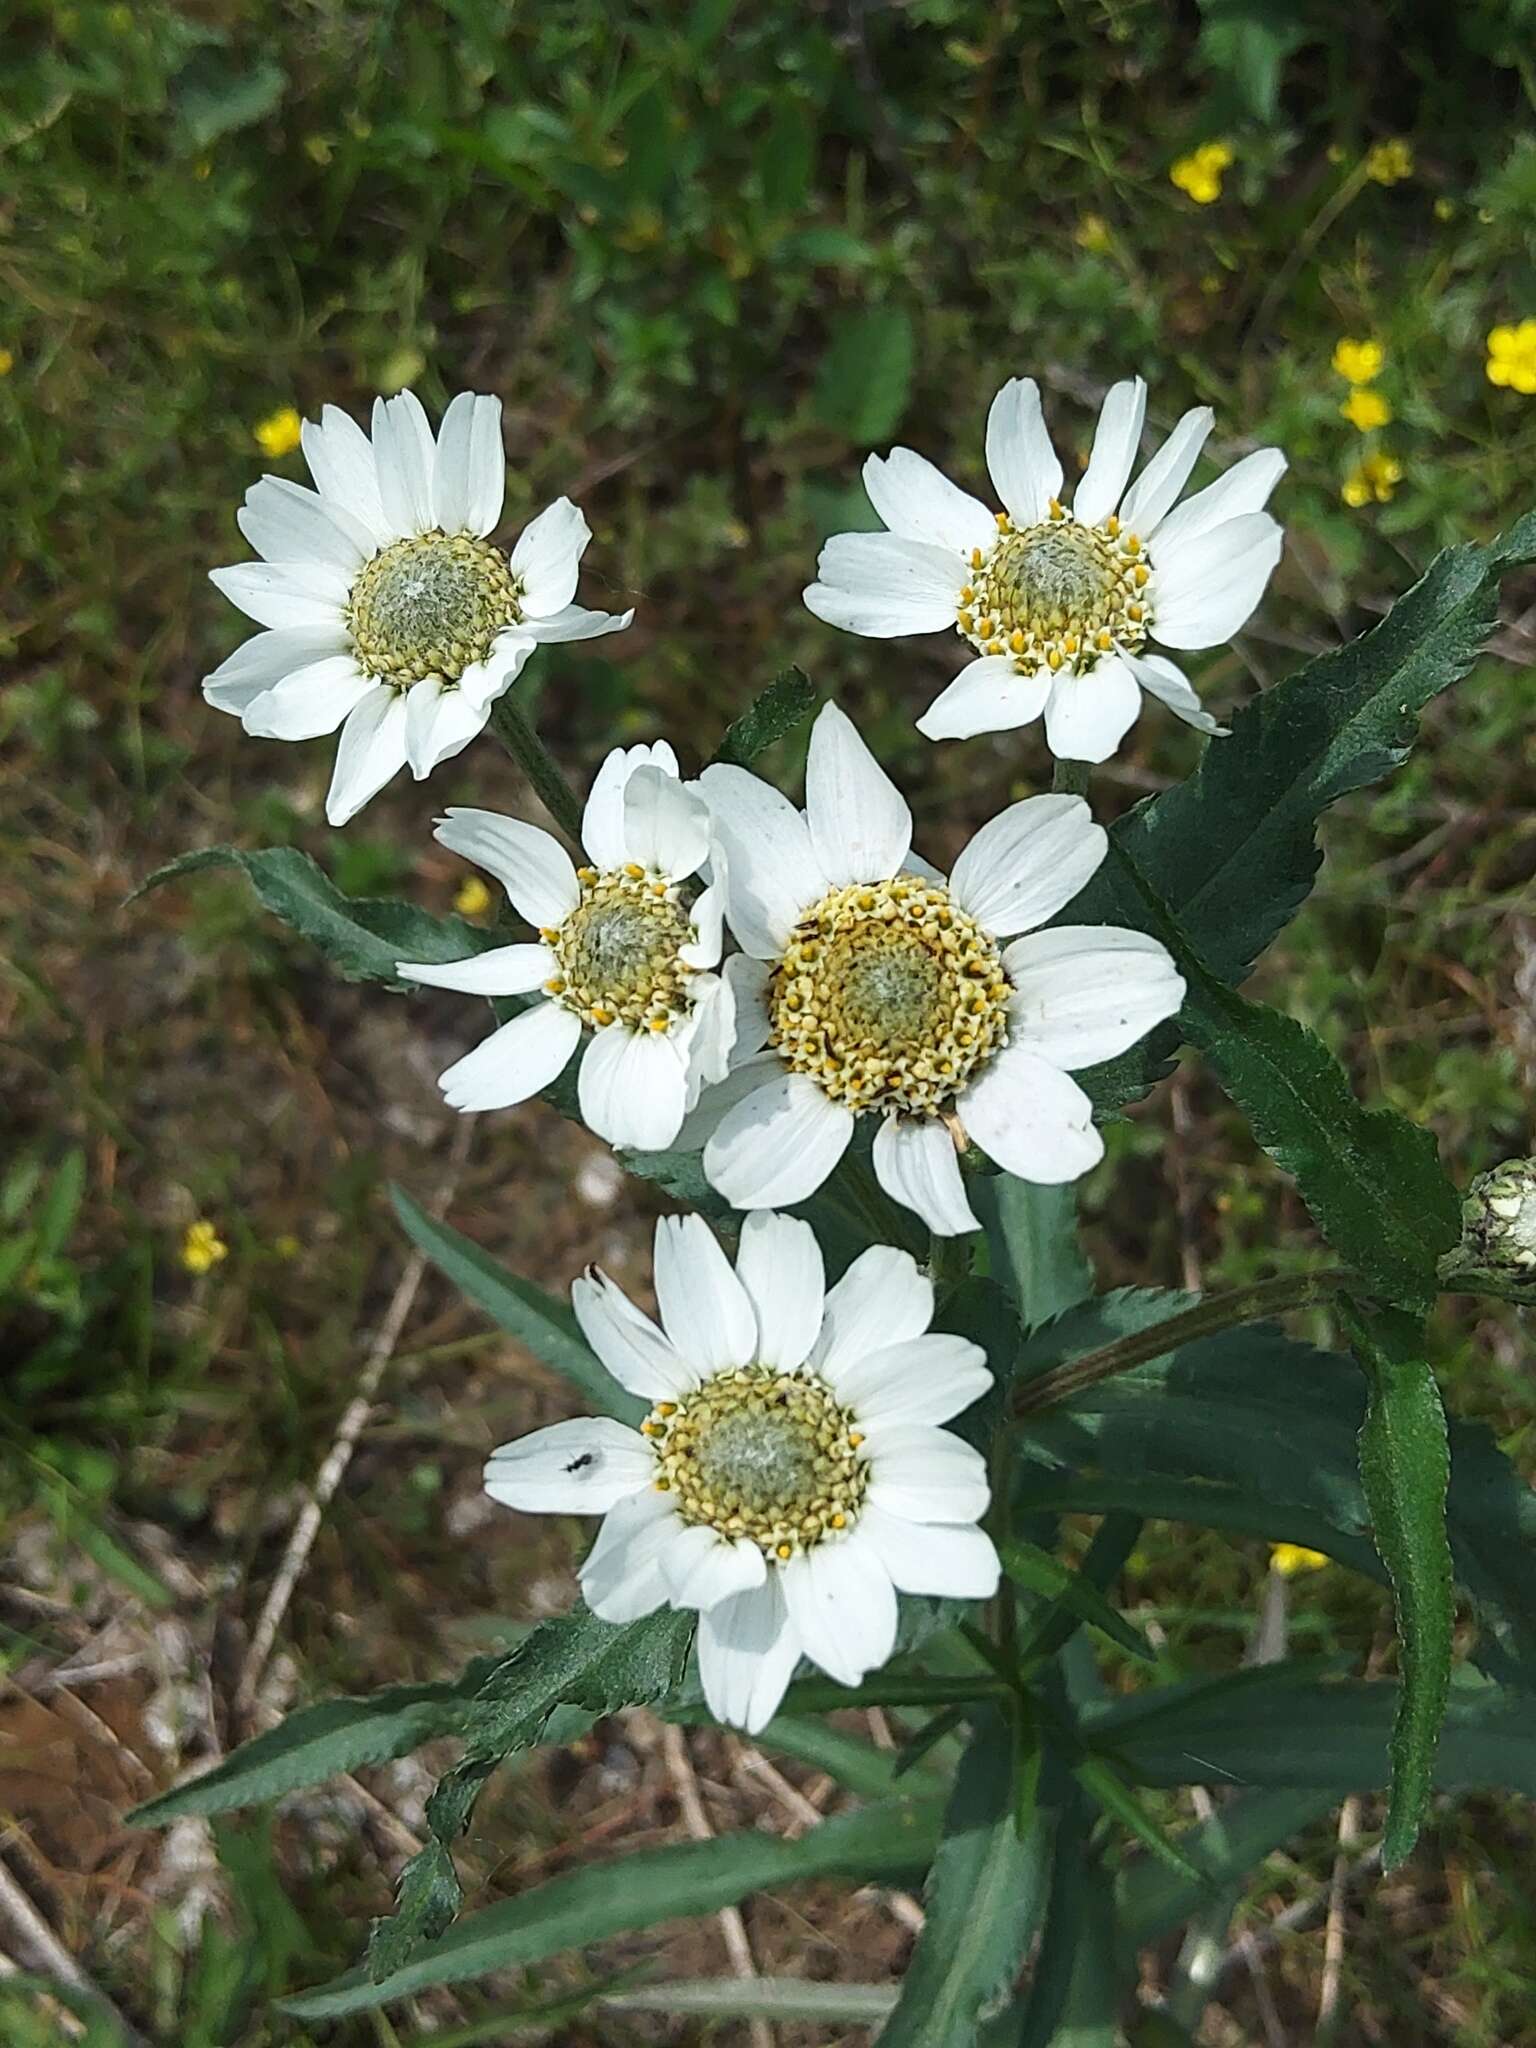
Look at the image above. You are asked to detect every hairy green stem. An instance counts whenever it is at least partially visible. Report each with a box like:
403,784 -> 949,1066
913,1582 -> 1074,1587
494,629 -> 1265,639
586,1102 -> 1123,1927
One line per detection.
1012,1268 -> 1353,1417
488,694 -> 586,843
1051,758 -> 1093,799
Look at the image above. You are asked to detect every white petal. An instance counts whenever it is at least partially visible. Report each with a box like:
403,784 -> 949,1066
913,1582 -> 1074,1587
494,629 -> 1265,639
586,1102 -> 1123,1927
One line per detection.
916,655 -> 1051,743
325,686 -> 408,825
703,1072 -> 854,1210
948,793 -> 1106,937
437,1000 -> 581,1112
572,1268 -> 697,1401
1121,648 -> 1227,736
1004,926 -> 1185,1069
624,765 -> 711,879
653,1213 -> 756,1372
734,1212 -> 825,1371
395,942 -> 555,997
1042,657 -> 1143,765
682,974 -> 736,1100
865,1425 -> 990,1523
985,377 -> 1063,526
203,623 -> 351,714
434,808 -> 581,928
210,560 -> 351,631
681,879 -> 726,973
580,1487 -> 683,1623
511,498 -> 590,617
1152,513 -> 1283,650
302,405 -> 391,543
696,764 -> 827,960
433,391 -> 505,536
1117,406 -> 1215,537
457,632 -> 537,709
403,676 -> 492,777
871,1116 -> 978,1237
238,476 -> 375,571
810,1245 -> 934,1381
1151,447 -> 1286,552
833,1334 -> 992,1428
241,655 -> 374,740
1072,376 -> 1147,528
578,1025 -> 689,1151
803,532 -> 966,638
523,603 -> 635,644
698,1576 -> 801,1734
483,1417 -> 653,1514
673,1052 -> 783,1154
582,742 -> 680,869
720,953 -> 771,1061
661,1527 -> 767,1612
861,448 -> 996,555
780,1539 -> 897,1689
370,391 -> 437,536
804,701 -> 911,886
856,1503 -> 1000,1599
958,1045 -> 1103,1183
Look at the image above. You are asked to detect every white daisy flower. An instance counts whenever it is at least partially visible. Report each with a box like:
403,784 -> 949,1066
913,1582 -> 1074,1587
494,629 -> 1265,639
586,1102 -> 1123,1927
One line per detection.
693,702 -> 1185,1235
395,744 -> 733,1152
803,375 -> 1285,762
484,1210 -> 1000,1734
203,390 -> 634,825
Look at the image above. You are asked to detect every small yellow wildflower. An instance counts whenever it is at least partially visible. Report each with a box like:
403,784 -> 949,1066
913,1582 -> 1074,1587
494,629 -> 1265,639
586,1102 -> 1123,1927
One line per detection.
454,875 -> 493,918
1364,138 -> 1413,186
1331,336 -> 1384,385
253,406 -> 304,458
1169,141 -> 1234,206
1486,320 -> 1536,396
274,1233 -> 301,1260
0,348 -> 13,377
1340,387 -> 1392,431
1075,213 -> 1111,253
1270,1542 -> 1330,1577
1342,451 -> 1403,507
181,1220 -> 229,1275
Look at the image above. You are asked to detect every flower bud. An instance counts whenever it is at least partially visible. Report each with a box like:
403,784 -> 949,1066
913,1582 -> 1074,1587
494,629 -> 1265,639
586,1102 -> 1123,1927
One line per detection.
1459,1158 -> 1536,1280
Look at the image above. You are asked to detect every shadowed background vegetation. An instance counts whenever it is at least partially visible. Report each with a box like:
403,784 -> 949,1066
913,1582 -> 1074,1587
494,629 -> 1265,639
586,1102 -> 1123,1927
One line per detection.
3,1 -> 1536,2040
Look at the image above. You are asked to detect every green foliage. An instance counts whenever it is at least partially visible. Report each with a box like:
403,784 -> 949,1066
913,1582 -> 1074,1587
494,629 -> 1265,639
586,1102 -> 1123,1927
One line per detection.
878,1714 -> 1053,2047
709,665 -> 818,767
812,306 -> 915,443
1344,1298 -> 1454,1867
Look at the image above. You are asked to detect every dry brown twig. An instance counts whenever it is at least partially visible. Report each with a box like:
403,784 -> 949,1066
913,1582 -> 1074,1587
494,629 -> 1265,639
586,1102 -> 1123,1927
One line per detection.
0,1855 -> 148,2048
233,1115 -> 476,1724
661,1721 -> 774,2048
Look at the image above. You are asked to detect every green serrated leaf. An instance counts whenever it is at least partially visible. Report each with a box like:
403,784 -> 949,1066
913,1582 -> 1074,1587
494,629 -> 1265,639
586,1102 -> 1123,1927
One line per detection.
1118,1786 -> 1338,1946
282,1793 -> 944,2017
1074,1754 -> 1207,1886
1342,1299 -> 1453,1867
1194,0 -> 1308,120
368,1842 -> 462,1982
812,306 -> 915,443
389,1185 -> 640,1423
1071,511 -> 1536,1111
130,846 -> 489,987
976,1174 -> 1094,1334
985,1792 -> 1122,2048
878,1714 -> 1052,2048
1001,1539 -> 1154,1663
709,666 -> 817,767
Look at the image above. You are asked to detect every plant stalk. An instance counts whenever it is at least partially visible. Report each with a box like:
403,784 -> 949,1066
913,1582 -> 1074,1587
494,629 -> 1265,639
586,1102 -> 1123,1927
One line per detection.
488,693 -> 586,843
1051,758 -> 1093,799
1013,1268 -> 1353,1417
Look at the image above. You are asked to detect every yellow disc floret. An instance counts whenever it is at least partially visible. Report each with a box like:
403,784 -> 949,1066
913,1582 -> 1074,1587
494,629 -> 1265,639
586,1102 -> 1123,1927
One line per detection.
347,530 -> 522,688
549,868 -> 696,1033
960,506 -> 1151,676
769,875 -> 1010,1117
648,1363 -> 869,1560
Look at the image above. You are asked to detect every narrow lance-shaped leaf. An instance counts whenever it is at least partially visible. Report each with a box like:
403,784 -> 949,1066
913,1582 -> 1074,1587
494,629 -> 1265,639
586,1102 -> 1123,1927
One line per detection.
1341,1297 -> 1454,1867
390,1184 -> 642,1424
877,1713 -> 1053,2048
709,666 -> 817,766
1108,845 -> 1459,1311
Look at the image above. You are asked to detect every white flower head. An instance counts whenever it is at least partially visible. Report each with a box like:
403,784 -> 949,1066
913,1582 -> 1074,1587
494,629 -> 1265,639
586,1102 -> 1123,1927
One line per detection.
692,702 -> 1185,1235
484,1211 -> 1000,1733
203,390 -> 634,824
803,375 -> 1285,762
395,743 -> 733,1152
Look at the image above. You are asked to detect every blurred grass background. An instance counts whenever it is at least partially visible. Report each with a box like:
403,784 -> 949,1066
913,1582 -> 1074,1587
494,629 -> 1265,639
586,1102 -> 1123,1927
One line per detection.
4,1 -> 1536,2041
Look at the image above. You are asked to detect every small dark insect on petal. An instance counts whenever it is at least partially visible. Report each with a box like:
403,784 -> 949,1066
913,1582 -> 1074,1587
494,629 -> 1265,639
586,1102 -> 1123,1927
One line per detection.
564,1452 -> 597,1475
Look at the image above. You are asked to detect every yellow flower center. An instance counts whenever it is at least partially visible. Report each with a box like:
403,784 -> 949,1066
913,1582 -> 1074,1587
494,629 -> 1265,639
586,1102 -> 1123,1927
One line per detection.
957,505 -> 1151,677
347,531 -> 522,688
647,1365 -> 868,1560
769,875 -> 1010,1116
546,867 -> 696,1032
